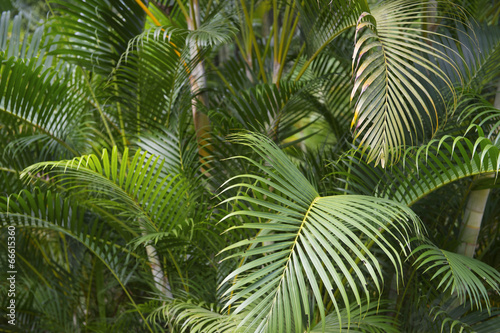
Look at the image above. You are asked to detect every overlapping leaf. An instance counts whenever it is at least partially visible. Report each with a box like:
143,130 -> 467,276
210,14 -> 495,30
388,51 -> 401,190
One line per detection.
218,133 -> 423,332
351,0 -> 470,166
334,130 -> 500,206
20,147 -> 194,237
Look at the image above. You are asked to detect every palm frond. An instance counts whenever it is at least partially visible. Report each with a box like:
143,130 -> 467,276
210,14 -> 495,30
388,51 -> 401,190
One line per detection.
0,11 -> 48,61
457,93 -> 500,142
20,147 -> 195,239
296,0 -> 368,63
432,22 -> 500,92
351,0 -> 470,166
222,81 -> 326,144
112,26 -> 195,132
218,133 -> 423,332
0,54 -> 89,156
189,12 -> 238,47
412,243 -> 500,312
309,301 -> 399,333
334,129 -> 500,207
49,0 -> 146,75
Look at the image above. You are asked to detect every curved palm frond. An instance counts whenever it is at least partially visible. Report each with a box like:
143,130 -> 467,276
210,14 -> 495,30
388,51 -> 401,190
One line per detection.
428,302 -> 500,333
0,189 -> 153,331
223,81 -> 326,143
0,54 -> 90,157
20,147 -> 195,240
334,128 -> 500,207
432,22 -> 500,92
113,26 -> 196,132
411,243 -> 500,312
0,11 -> 48,61
457,93 -> 500,142
218,133 -> 423,332
136,125 -> 203,183
308,52 -> 353,139
189,12 -> 238,47
309,301 -> 399,333
48,0 -> 146,75
295,0 -> 369,79
351,0 -> 470,167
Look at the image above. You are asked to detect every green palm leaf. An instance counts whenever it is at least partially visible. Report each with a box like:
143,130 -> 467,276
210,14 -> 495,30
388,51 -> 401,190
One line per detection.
0,54 -> 89,156
113,26 -> 195,132
218,133 -> 423,332
0,189 -> 153,332
412,243 -> 500,312
309,301 -> 399,333
49,0 -> 146,75
334,129 -> 500,207
20,147 -> 194,238
351,0 -> 470,167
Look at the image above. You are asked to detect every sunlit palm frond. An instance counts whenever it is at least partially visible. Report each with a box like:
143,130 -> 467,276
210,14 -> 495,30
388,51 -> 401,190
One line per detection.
351,0 -> 470,167
218,133 -> 423,332
20,147 -> 195,240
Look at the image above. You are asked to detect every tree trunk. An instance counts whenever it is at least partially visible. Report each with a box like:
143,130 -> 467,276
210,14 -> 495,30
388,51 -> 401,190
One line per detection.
457,80 -> 500,257
187,0 -> 211,172
145,243 -> 173,298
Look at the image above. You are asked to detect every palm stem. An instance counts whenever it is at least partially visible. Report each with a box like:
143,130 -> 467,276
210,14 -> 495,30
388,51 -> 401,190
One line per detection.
457,80 -> 500,257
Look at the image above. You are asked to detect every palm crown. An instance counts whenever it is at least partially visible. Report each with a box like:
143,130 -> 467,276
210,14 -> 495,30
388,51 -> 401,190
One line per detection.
1,0 -> 500,332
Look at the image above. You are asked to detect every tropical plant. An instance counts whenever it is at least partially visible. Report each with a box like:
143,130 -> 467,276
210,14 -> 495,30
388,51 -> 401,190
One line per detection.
1,0 -> 500,332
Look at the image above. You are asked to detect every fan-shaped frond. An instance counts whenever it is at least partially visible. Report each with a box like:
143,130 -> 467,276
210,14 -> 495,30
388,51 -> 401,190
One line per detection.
218,133 -> 423,332
20,147 -> 195,238
351,0 -> 470,167
412,243 -> 500,312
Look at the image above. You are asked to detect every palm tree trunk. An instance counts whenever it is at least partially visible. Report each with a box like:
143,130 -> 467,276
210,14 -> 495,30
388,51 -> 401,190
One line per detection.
187,0 -> 211,171
457,80 -> 500,257
145,243 -> 173,298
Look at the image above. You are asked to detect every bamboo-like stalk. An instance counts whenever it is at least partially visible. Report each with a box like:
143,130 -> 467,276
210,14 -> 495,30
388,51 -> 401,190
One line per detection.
457,80 -> 500,257
187,0 -> 211,172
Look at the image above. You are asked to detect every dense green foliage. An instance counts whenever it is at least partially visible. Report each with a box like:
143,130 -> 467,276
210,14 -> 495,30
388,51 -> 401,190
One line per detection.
1,0 -> 500,332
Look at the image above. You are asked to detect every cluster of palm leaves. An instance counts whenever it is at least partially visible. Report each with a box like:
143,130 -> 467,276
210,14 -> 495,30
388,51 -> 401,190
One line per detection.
1,0 -> 500,332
